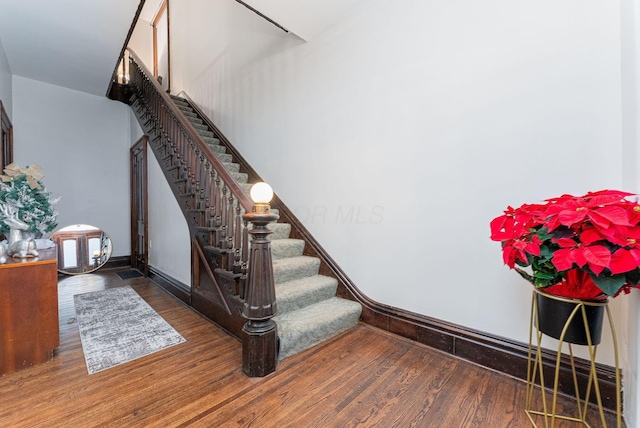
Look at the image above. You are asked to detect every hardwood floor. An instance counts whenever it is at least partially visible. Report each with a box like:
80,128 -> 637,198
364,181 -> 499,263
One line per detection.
0,269 -> 623,427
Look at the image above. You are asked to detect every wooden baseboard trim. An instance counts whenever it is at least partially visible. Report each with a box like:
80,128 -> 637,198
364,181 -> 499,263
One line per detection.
104,255 -> 132,270
362,304 -> 619,412
147,266 -> 191,305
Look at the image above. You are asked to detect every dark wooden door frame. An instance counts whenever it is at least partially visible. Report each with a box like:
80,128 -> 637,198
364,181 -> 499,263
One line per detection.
130,136 -> 149,275
0,100 -> 13,171
152,0 -> 170,93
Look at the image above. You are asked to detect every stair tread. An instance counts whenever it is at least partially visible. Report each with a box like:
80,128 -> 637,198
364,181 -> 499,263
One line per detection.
273,256 -> 319,283
222,162 -> 240,173
230,171 -> 248,184
216,153 -> 232,163
275,275 -> 338,313
271,238 -> 305,260
274,297 -> 362,360
206,144 -> 225,154
191,122 -> 208,131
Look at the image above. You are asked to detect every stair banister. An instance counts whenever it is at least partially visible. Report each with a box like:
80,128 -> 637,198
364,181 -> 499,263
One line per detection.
126,48 -> 253,213
126,48 -> 280,374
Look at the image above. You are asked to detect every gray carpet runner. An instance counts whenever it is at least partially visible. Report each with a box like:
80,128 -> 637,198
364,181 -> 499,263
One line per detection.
170,95 -> 362,360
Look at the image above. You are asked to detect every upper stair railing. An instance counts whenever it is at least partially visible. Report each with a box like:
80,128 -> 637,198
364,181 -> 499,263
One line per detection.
127,48 -> 254,274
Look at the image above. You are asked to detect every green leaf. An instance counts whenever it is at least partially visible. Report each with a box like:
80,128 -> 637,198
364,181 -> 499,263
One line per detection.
538,245 -> 553,263
591,274 -> 626,297
515,268 -> 534,284
626,269 -> 640,285
533,271 -> 555,280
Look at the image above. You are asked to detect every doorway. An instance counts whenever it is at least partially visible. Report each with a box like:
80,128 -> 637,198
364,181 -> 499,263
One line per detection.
0,100 -> 13,171
130,136 -> 149,275
153,0 -> 170,92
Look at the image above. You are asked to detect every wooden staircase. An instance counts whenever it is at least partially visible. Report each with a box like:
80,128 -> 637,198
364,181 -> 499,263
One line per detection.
124,49 -> 361,368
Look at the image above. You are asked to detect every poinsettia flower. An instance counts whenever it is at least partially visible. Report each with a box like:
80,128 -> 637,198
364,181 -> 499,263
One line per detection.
551,248 -> 575,271
581,245 -> 611,276
627,205 -> 640,225
609,248 -> 638,274
491,189 -> 640,298
553,237 -> 578,248
589,205 -> 631,228
579,226 -> 606,246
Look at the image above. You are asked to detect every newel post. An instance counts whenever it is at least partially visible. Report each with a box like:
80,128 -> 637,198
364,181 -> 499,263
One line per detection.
241,183 -> 279,377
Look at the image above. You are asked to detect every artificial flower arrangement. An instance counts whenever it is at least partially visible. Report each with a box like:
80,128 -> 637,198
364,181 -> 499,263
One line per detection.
0,163 -> 59,236
490,190 -> 640,301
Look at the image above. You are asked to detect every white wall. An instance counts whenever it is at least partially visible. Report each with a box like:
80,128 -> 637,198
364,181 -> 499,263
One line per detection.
147,148 -> 191,284
170,0 -> 623,348
0,36 -> 12,119
12,76 -> 131,256
129,17 -> 154,78
621,0 -> 640,424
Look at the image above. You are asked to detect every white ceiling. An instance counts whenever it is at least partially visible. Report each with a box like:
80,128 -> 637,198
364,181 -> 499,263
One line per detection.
0,0 -> 365,97
0,0 -> 142,96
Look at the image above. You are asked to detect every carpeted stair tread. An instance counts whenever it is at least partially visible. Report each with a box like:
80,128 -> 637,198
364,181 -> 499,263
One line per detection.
273,256 -> 319,284
274,297 -> 362,360
198,129 -> 215,138
174,102 -> 191,110
275,275 -> 338,313
216,153 -> 233,163
188,117 -> 203,125
222,162 -> 240,173
191,122 -> 209,132
230,171 -> 248,183
179,108 -> 197,118
271,238 -> 305,260
206,144 -> 225,155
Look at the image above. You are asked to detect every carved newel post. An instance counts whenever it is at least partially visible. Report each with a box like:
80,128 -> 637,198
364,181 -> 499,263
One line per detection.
241,182 -> 279,377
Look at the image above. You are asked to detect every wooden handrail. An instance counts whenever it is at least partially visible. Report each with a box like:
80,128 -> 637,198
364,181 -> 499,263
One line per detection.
105,0 -> 146,98
127,48 -> 253,213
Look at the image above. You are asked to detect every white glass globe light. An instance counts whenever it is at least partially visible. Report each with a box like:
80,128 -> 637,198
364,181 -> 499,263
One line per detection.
250,182 -> 274,204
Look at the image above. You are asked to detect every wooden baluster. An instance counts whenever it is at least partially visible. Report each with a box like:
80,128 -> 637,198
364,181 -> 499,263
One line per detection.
239,219 -> 249,299
220,185 -> 229,264
233,201 -> 242,274
226,193 -> 235,271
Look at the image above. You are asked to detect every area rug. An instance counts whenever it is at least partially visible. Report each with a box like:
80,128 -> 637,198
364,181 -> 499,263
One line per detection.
74,285 -> 185,374
116,269 -> 144,280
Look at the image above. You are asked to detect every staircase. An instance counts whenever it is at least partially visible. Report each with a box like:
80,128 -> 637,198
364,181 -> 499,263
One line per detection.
125,52 -> 361,363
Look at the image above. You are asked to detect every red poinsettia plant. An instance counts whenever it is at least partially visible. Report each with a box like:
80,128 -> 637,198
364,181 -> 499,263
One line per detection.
490,190 -> 640,301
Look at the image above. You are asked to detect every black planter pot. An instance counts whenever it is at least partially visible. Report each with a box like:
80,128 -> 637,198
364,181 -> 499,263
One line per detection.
536,292 -> 606,346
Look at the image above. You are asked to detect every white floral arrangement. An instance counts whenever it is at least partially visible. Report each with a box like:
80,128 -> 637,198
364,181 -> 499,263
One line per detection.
0,163 -> 60,236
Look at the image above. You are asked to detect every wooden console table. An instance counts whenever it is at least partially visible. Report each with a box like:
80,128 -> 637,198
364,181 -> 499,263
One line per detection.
0,248 -> 59,375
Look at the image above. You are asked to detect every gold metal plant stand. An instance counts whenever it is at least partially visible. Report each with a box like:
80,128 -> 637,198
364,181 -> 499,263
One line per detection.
525,289 -> 622,427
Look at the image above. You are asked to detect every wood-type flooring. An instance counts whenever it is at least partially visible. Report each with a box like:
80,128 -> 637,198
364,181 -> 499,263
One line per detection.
0,269 -> 623,427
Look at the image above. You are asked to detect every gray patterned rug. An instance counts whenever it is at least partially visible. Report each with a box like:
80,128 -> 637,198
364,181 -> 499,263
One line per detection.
74,285 -> 185,374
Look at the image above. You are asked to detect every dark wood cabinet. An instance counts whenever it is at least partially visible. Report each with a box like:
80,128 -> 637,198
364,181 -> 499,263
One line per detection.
0,248 -> 59,375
